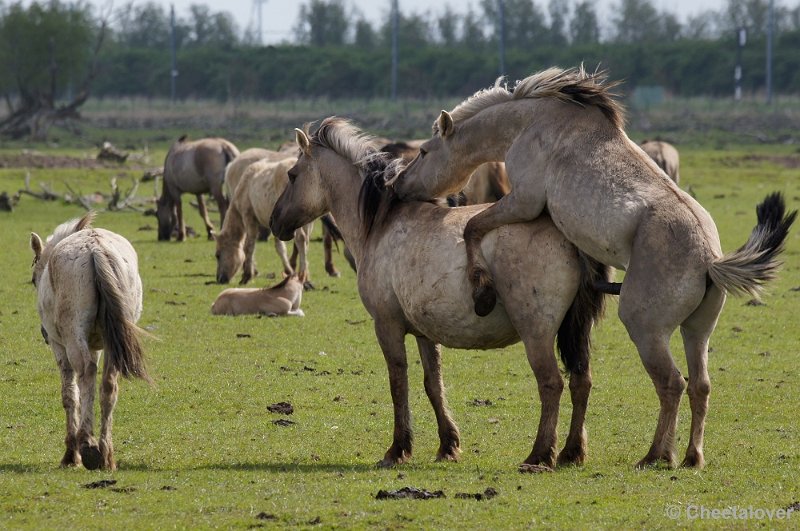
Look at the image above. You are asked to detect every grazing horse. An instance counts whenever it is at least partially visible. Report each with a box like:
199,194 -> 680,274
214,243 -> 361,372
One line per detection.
30,213 -> 151,470
640,140 -> 680,184
270,118 -> 610,471
157,136 -> 239,241
391,66 -> 797,469
214,157 -> 312,285
211,274 -> 304,316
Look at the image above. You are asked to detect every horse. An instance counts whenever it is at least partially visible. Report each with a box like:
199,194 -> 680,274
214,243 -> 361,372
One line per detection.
157,136 -> 239,241
269,117 -> 610,471
380,140 -> 509,206
390,66 -> 797,469
224,149 -> 349,279
214,157 -> 312,285
30,213 -> 151,470
211,274 -> 304,316
640,140 -> 680,184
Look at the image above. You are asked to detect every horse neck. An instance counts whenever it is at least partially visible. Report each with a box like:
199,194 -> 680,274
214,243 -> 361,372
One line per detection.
455,100 -> 536,162
316,149 -> 370,266
218,200 -> 246,246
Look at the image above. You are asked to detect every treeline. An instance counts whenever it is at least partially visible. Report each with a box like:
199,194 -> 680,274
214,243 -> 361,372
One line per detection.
3,0 -> 800,109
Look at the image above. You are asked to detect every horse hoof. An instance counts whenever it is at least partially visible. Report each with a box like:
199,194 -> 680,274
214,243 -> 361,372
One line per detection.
80,444 -> 103,471
303,281 -> 315,291
680,453 -> 705,469
519,463 -> 554,474
473,285 -> 497,317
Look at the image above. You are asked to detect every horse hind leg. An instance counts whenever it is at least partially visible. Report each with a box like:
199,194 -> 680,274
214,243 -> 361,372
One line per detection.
680,285 -> 725,469
54,343 -> 81,467
197,194 -> 215,240
557,368 -> 592,466
415,337 -> 460,462
98,363 -> 120,470
73,345 -> 103,470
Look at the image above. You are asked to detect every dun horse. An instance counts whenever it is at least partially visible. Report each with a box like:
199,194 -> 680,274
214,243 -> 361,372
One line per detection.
30,213 -> 151,470
640,140 -> 680,184
211,274 -> 304,316
214,157 -> 313,285
391,66 -> 796,469
157,136 -> 239,241
270,118 -> 610,471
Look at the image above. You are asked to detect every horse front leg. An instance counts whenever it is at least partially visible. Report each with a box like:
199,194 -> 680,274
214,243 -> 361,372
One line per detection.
197,194 -> 215,240
294,224 -> 311,288
374,321 -> 413,468
520,337 -> 563,473
463,192 -> 546,316
213,187 -> 228,227
323,223 -> 340,277
273,238 -> 294,278
98,363 -> 120,470
240,219 -> 259,284
557,368 -> 591,466
175,198 -> 186,241
415,337 -> 460,462
53,343 -> 81,467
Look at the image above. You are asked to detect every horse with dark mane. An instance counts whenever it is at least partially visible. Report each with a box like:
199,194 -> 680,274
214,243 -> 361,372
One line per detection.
270,118 -> 610,471
392,66 -> 796,469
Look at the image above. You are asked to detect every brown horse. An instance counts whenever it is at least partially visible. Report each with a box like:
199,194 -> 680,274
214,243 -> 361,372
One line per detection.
211,274 -> 304,316
30,213 -> 151,470
640,140 -> 680,184
392,66 -> 796,469
157,136 -> 239,241
270,118 -> 610,471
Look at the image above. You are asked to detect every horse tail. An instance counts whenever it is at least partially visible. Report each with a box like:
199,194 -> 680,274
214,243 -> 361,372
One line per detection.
320,213 -> 344,242
221,142 -> 238,167
557,252 -> 611,375
708,192 -> 796,298
91,245 -> 152,384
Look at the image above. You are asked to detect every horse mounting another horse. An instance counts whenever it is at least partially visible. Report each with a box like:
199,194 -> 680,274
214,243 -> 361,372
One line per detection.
30,213 -> 151,470
157,135 -> 239,241
270,117 -> 611,471
211,274 -> 304,317
391,65 -> 797,469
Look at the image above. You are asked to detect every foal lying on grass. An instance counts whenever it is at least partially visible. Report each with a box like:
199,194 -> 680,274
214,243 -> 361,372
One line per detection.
211,274 -> 304,317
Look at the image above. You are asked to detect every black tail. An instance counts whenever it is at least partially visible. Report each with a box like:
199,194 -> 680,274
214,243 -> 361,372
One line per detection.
320,213 -> 344,242
557,252 -> 611,375
708,192 -> 796,297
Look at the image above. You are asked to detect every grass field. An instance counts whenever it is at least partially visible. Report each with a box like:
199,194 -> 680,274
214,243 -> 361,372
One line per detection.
0,140 -> 798,529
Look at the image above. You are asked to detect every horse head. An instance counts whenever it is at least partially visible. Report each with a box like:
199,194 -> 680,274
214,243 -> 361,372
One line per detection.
155,196 -> 176,241
214,231 -> 246,284
390,110 -> 467,201
270,128 -> 327,242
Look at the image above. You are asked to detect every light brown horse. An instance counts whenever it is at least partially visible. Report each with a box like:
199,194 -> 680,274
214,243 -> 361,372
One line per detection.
641,140 -> 680,184
211,274 -> 304,316
157,136 -> 239,241
214,157 -> 312,285
391,66 -> 797,469
270,118 -> 610,471
30,213 -> 151,470
224,147 -> 296,197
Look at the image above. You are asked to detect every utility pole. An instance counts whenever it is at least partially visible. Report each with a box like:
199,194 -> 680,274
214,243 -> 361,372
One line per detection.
735,27 -> 745,101
766,0 -> 774,104
250,0 -> 267,45
391,0 -> 398,100
498,0 -> 506,77
170,4 -> 178,103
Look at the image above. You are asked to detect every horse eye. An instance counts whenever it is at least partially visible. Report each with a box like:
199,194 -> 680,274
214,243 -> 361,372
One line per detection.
418,148 -> 427,157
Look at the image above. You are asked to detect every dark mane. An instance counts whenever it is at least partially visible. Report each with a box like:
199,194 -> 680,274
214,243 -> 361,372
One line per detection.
310,117 -> 399,239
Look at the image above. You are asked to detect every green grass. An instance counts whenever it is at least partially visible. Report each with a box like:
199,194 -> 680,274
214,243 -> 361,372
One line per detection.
0,144 -> 799,529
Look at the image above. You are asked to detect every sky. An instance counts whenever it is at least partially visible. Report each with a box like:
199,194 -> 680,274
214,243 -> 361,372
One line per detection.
94,0 -> 730,44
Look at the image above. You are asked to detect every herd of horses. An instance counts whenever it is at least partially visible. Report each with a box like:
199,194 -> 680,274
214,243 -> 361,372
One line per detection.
30,66 -> 795,473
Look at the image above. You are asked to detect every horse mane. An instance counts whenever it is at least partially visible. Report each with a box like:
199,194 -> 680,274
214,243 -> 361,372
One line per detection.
442,65 -> 625,132
310,117 -> 397,238
47,212 -> 96,248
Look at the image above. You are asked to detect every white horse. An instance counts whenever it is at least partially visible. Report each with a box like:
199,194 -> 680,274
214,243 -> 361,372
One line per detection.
31,213 -> 151,470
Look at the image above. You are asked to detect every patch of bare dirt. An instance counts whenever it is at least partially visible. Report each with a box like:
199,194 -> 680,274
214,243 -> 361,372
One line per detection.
375,487 -> 446,500
267,402 -> 294,415
83,479 -> 117,489
454,487 -> 498,501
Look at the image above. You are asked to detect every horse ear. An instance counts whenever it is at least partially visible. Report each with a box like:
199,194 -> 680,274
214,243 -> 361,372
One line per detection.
437,110 -> 455,138
295,128 -> 311,156
30,233 -> 43,262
